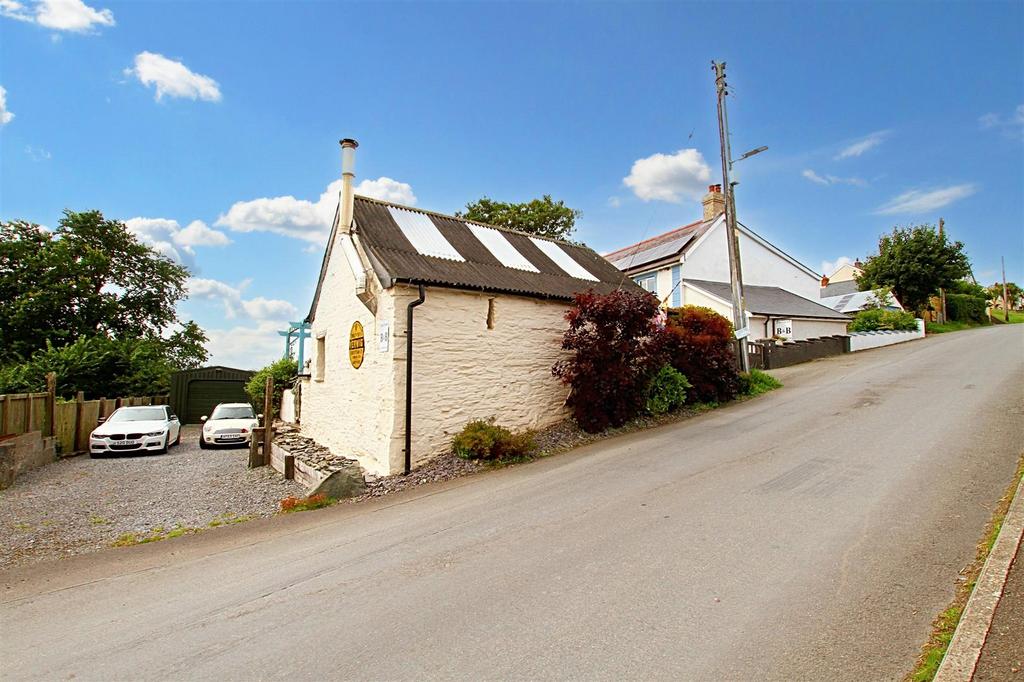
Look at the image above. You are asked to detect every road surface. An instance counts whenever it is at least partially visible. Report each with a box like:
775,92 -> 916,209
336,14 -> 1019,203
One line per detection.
2,326 -> 1023,680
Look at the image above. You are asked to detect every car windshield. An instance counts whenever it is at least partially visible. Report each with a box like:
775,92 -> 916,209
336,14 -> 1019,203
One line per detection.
211,405 -> 255,420
107,407 -> 166,422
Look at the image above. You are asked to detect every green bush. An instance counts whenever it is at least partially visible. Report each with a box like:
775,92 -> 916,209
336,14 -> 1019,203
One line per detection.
452,418 -> 534,461
945,294 -> 988,324
644,365 -> 691,415
739,369 -> 783,396
848,308 -> 919,332
246,358 -> 298,413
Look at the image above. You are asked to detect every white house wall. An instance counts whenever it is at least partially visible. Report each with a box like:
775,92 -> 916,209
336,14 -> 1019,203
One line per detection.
681,223 -> 820,300
390,285 -> 571,473
301,235 -> 399,477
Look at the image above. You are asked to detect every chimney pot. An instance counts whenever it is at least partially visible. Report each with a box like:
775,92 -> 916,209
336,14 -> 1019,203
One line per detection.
339,138 -> 358,234
702,184 -> 726,221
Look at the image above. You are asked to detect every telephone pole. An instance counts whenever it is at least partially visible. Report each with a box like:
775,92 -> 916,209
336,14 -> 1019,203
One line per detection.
938,218 -> 947,324
712,60 -> 750,372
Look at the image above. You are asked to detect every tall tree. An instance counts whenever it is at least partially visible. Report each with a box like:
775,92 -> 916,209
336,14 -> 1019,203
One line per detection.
457,195 -> 581,241
858,224 -> 972,313
0,210 -> 206,366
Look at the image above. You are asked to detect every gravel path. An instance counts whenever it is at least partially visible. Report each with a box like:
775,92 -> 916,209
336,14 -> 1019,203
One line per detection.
0,426 -> 305,569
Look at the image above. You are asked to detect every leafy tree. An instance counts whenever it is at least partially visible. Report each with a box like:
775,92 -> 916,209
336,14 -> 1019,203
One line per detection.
857,224 -> 972,313
457,195 -> 581,241
246,358 -> 298,413
0,211 -> 196,363
948,280 -> 988,299
987,282 -> 1022,308
164,321 -> 210,370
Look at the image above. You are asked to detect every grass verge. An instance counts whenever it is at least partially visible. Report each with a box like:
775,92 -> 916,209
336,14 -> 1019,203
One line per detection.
926,320 -> 990,334
990,310 -> 1024,325
111,513 -> 254,547
906,453 -> 1024,681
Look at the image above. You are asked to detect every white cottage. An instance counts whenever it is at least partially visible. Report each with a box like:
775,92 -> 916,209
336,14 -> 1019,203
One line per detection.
605,185 -> 850,341
300,140 -> 638,476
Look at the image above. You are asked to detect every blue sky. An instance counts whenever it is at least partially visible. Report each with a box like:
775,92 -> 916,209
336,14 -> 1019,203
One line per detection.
2,0 -> 1022,368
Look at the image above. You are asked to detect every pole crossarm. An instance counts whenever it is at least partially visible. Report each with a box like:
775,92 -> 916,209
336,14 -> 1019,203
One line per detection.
277,322 -> 312,370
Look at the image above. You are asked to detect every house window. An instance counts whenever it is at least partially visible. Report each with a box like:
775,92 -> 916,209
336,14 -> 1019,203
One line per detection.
487,298 -> 496,330
634,273 -> 657,296
314,335 -> 326,381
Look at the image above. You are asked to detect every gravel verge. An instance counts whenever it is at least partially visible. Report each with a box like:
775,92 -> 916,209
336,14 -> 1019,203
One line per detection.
0,426 -> 305,569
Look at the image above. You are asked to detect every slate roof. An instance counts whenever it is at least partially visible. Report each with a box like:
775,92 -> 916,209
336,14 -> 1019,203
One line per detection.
820,280 -> 859,298
683,279 -> 852,321
603,219 -> 709,271
307,196 -> 637,321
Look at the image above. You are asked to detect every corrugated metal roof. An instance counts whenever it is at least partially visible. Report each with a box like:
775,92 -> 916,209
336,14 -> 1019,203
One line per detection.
529,237 -> 599,281
302,197 -> 636,314
387,205 -> 465,261
683,279 -> 852,320
466,223 -> 539,272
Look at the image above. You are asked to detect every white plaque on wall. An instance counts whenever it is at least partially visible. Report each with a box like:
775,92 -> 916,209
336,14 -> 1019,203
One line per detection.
378,320 -> 390,352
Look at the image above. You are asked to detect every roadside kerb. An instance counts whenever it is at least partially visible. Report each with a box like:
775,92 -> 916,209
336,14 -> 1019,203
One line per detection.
935,472 -> 1024,681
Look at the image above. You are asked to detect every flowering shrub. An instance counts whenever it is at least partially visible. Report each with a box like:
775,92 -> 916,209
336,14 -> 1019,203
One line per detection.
849,308 -> 918,332
280,493 -> 333,513
663,306 -> 741,404
552,289 -> 666,432
644,365 -> 691,415
452,419 -> 534,460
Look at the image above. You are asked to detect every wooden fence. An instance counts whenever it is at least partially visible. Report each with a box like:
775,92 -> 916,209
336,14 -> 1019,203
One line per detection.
0,377 -> 168,455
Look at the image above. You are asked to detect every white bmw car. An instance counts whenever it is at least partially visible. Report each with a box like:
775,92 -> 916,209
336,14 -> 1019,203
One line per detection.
200,403 -> 260,448
90,405 -> 181,457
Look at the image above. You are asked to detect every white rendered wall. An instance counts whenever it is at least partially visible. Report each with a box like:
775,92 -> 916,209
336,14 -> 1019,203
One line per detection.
848,319 -> 925,351
300,235 -> 399,476
390,285 -> 571,473
682,223 -> 821,300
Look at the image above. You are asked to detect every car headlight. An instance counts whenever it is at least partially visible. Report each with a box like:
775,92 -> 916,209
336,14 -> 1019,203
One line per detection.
145,430 -> 166,437
204,424 -> 212,432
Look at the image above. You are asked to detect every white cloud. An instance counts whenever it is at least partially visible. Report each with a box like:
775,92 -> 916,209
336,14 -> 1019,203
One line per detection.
875,183 -> 977,215
802,168 -> 866,187
979,104 -> 1024,139
187,277 -> 297,322
125,52 -> 221,102
1,0 -> 114,32
623,148 -> 712,203
0,85 -> 13,125
835,130 -> 890,160
204,320 -> 289,370
607,196 -> 622,208
125,217 -> 230,267
25,145 -> 51,161
821,256 -> 854,278
215,177 -> 418,244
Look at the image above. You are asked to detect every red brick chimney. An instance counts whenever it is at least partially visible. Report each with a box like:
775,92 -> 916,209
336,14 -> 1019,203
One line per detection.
702,184 -> 725,221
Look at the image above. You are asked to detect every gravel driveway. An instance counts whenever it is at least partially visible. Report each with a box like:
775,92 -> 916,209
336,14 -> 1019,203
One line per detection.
0,426 -> 305,569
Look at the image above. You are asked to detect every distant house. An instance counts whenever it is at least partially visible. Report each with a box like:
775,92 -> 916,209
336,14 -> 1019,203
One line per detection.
819,289 -> 905,316
605,185 -> 849,341
299,140 -> 637,476
825,260 -> 863,284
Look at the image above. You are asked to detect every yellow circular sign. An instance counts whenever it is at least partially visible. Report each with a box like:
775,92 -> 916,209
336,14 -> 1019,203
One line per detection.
349,321 -> 365,369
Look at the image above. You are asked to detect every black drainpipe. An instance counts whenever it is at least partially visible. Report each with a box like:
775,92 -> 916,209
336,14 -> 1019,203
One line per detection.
405,284 -> 426,475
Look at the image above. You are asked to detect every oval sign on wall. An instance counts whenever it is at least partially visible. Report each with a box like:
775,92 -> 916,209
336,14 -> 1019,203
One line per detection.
349,321 -> 365,369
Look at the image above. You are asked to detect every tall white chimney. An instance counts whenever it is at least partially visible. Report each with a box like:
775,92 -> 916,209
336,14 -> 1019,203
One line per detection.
339,138 -> 358,234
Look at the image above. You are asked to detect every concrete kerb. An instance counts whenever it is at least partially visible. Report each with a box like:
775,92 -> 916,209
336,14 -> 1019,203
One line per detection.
935,473 -> 1024,681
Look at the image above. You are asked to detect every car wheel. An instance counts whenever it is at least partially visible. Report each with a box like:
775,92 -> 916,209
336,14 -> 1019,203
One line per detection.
199,436 -> 208,449
173,430 -> 181,446
157,436 -> 168,455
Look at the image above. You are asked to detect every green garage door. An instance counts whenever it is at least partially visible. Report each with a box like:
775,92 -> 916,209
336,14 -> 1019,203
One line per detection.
185,380 -> 251,423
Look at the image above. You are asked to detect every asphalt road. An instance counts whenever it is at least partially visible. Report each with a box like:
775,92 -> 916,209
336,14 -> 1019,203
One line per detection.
2,326 -> 1022,681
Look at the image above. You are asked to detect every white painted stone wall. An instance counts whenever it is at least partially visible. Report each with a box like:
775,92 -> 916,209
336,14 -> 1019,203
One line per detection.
280,389 -> 296,423
390,285 -> 571,473
300,233 -> 399,476
848,319 -> 925,351
789,318 -> 850,340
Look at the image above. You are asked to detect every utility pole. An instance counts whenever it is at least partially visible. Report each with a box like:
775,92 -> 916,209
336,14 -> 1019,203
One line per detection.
938,218 -> 947,324
1002,255 -> 1009,322
712,60 -> 750,372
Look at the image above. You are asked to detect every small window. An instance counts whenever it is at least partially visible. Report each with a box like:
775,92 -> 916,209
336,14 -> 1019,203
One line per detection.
487,298 -> 496,330
634,273 -> 657,295
314,335 -> 326,381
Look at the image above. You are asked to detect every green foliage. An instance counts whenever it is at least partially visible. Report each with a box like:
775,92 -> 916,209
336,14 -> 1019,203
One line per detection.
945,293 -> 988,324
948,280 -> 988,299
858,224 -> 972,313
738,369 -> 783,397
662,306 -> 741,404
987,281 -> 1023,308
246,358 -> 298,412
452,418 -> 535,461
644,365 -> 690,416
0,335 -> 178,398
848,308 -> 919,332
457,195 -> 581,241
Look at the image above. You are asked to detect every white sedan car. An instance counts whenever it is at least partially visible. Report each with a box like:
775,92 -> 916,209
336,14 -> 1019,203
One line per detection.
200,403 -> 260,448
90,405 -> 181,458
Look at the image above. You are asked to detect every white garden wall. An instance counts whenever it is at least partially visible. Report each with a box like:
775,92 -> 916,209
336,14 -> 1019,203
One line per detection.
848,320 -> 925,352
